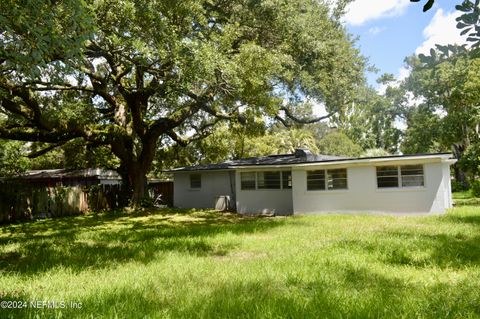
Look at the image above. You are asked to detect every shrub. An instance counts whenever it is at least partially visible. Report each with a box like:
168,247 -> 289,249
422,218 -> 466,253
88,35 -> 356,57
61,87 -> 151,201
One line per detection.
452,180 -> 468,192
471,180 -> 480,198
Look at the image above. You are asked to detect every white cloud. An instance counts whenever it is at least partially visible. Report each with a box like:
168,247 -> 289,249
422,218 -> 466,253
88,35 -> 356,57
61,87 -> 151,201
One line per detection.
415,9 -> 468,55
344,0 -> 410,26
397,66 -> 410,82
375,66 -> 410,95
368,26 -> 386,35
311,99 -> 328,118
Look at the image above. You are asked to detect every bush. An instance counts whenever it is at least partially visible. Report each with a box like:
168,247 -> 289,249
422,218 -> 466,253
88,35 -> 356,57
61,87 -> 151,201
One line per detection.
471,180 -> 480,198
452,180 -> 468,192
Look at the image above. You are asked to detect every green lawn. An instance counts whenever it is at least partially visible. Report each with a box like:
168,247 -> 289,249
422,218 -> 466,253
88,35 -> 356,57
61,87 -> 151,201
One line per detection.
1,204 -> 480,318
453,190 -> 480,206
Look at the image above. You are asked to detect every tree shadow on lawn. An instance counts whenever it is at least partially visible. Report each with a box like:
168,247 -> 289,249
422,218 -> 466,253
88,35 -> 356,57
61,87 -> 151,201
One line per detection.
442,213 -> 480,226
382,232 -> 480,268
9,263 -> 476,319
337,229 -> 480,269
0,209 -> 287,275
169,264 -> 479,319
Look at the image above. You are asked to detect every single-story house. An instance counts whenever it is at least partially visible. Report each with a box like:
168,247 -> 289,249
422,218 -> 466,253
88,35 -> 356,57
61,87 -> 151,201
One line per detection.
171,149 -> 456,215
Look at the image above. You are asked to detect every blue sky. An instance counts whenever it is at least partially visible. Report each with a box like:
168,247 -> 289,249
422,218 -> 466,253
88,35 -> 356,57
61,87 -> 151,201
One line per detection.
343,0 -> 467,87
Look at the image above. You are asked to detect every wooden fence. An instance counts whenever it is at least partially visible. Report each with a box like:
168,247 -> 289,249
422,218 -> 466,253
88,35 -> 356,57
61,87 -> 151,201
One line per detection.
0,183 -> 123,223
148,181 -> 173,206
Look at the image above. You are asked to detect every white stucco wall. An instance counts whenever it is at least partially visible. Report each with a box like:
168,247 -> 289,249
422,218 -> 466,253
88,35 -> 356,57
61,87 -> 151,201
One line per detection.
173,171 -> 235,209
292,161 -> 453,214
235,170 -> 293,216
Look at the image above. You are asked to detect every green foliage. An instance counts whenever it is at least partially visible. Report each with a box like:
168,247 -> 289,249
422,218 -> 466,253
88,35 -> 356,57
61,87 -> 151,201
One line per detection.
0,140 -> 30,176
334,83 -> 404,154
362,148 -> 391,157
317,130 -> 364,157
27,140 -> 120,170
0,0 -> 366,203
28,144 -> 64,170
410,0 -> 436,12
402,105 -> 445,154
471,180 -> 480,197
455,0 -> 480,47
2,206 -> 480,317
62,140 -> 120,170
0,0 -> 93,76
153,118 -> 326,173
452,180 -> 469,192
241,128 -> 320,157
403,53 -> 480,185
459,142 -> 480,179
413,0 -> 480,49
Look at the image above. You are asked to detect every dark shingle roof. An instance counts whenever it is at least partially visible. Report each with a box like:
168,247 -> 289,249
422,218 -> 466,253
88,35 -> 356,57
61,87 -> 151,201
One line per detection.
170,153 -> 345,172
169,151 -> 454,172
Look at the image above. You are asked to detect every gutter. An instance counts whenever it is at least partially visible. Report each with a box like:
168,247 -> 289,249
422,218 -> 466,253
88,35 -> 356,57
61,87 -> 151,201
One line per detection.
233,154 -> 455,170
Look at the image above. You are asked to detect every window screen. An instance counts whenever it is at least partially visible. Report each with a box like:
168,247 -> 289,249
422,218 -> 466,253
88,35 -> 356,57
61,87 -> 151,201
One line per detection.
327,169 -> 347,190
376,166 -> 399,188
401,165 -> 424,187
257,171 -> 281,189
190,174 -> 201,188
377,165 -> 425,188
307,170 -> 326,190
240,172 -> 256,190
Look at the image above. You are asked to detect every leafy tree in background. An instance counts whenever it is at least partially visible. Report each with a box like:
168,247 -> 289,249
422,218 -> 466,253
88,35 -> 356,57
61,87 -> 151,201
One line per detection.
333,76 -> 405,154
460,142 -> 480,180
243,127 -> 320,156
0,140 -> 30,176
153,121 -> 320,175
403,54 -> 480,186
401,104 -> 445,154
317,130 -> 363,157
362,148 -> 390,157
0,0 -> 365,205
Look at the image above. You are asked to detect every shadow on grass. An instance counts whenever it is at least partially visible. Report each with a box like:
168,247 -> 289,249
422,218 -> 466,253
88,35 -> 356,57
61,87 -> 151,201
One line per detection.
443,213 -> 480,226
0,209 -> 286,275
382,232 -> 480,268
336,228 -> 480,269
8,263 -> 478,319
166,265 -> 479,319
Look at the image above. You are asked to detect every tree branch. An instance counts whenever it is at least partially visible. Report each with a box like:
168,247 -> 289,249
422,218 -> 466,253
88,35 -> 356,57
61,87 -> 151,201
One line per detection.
166,130 -> 188,147
0,81 -> 50,129
279,106 -> 336,125
26,141 -> 67,158
0,127 -> 82,143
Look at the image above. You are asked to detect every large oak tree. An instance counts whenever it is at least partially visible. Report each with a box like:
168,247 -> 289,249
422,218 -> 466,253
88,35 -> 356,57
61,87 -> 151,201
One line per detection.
0,0 -> 364,204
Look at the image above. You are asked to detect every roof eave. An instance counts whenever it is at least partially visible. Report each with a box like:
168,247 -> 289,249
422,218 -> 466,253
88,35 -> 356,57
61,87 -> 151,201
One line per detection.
168,153 -> 455,172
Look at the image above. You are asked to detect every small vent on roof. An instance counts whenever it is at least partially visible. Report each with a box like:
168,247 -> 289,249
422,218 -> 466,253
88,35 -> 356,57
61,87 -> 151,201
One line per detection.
294,148 -> 313,160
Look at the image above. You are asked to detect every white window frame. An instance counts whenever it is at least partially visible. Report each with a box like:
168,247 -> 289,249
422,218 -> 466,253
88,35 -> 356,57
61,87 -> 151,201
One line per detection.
307,168 -> 348,191
376,164 -> 425,189
240,170 -> 292,191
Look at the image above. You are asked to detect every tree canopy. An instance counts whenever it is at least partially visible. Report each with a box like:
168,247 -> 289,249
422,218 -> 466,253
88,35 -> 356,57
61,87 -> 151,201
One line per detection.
402,51 -> 480,186
0,0 -> 365,204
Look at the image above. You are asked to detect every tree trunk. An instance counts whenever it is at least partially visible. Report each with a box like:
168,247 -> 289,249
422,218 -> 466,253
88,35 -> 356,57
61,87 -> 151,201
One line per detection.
453,164 -> 468,188
117,160 -> 149,207
452,143 -> 469,189
126,162 -> 148,207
